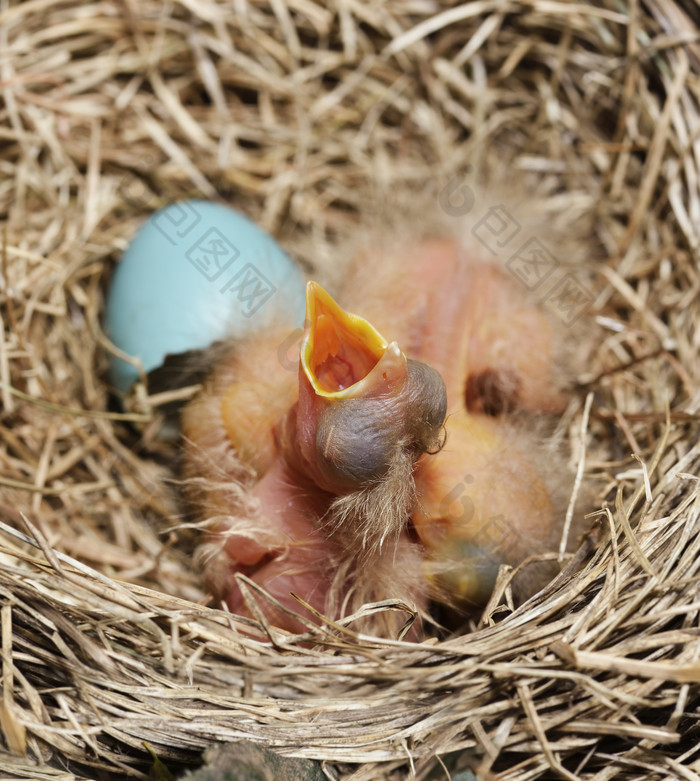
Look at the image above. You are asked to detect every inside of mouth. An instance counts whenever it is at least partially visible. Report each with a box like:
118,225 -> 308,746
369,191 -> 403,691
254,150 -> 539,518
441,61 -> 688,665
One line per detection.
310,308 -> 384,394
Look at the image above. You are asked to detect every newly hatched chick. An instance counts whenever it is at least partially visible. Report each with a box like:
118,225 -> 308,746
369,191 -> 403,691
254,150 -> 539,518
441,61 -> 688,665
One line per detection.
183,216 -> 581,636
183,280 -> 446,634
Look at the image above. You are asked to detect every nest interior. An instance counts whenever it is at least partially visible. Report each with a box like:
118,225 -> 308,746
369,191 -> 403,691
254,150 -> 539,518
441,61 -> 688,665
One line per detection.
1,0 -> 700,779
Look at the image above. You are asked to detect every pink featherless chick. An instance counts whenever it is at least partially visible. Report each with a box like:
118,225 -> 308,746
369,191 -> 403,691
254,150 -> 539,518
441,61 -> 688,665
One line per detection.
182,217 -> 582,637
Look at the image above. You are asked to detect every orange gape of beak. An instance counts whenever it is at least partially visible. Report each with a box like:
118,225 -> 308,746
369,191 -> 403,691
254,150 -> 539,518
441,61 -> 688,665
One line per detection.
302,280 -> 395,396
278,281 -> 447,497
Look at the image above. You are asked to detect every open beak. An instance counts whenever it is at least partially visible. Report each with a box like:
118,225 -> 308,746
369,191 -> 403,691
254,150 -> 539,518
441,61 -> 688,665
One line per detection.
279,282 -> 446,496
300,281 -> 407,400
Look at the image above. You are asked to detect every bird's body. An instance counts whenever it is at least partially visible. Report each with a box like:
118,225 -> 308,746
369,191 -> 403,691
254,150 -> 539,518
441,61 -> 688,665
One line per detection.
182,228 -> 578,636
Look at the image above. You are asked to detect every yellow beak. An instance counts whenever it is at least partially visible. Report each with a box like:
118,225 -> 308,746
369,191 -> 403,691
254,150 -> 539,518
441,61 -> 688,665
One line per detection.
278,281 -> 446,497
301,281 -> 406,399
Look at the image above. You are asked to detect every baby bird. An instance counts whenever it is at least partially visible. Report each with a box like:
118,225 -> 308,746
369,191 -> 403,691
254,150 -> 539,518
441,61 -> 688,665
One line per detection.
182,231 -> 577,636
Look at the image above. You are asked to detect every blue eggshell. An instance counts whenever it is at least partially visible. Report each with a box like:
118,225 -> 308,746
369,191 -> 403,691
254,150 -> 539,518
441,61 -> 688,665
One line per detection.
106,200 -> 306,393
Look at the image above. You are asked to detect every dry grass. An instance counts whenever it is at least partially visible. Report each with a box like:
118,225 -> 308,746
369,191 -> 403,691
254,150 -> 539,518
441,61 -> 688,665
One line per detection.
1,0 -> 699,778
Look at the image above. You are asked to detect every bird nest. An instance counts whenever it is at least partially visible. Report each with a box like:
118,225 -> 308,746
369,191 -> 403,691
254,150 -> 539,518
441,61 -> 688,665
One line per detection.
1,0 -> 699,778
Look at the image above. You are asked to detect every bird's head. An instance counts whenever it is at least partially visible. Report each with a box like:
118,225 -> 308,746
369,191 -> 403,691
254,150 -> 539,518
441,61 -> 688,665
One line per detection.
279,281 -> 447,498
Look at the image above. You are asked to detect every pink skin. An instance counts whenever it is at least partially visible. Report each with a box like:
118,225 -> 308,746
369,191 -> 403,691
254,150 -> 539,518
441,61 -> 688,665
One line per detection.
218,455 -> 429,634
341,238 -> 564,415
220,458 -> 331,630
186,238 -> 567,633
